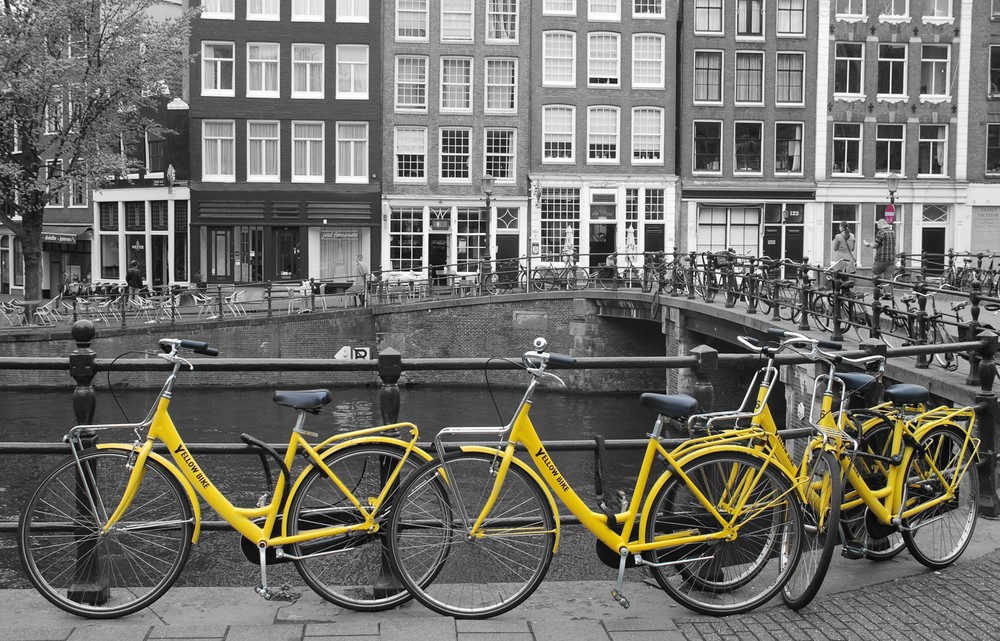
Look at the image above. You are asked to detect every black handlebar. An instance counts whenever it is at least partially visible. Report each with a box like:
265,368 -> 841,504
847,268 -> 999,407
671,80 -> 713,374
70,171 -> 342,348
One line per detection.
765,327 -> 842,351
547,353 -> 577,368
178,340 -> 220,357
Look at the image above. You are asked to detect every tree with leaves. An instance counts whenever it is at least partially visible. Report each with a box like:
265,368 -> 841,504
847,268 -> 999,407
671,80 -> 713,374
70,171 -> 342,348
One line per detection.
0,0 -> 193,301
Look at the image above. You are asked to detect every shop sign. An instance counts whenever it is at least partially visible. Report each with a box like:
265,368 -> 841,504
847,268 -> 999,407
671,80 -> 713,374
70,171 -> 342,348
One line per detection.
591,204 -> 616,219
430,219 -> 451,231
42,232 -> 77,243
971,207 -> 1000,253
321,230 -> 359,240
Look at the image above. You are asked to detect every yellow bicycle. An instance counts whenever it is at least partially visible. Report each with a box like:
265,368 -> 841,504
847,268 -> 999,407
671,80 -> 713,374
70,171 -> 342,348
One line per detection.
385,337 -> 805,618
18,338 -> 433,618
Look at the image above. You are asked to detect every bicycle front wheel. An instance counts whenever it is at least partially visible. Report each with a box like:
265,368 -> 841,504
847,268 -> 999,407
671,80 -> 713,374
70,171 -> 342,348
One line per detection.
286,443 -> 430,611
644,451 -> 803,616
388,451 -> 556,619
532,268 -> 555,292
18,449 -> 193,619
567,266 -> 590,290
781,449 -> 841,610
483,272 -> 500,295
930,323 -> 957,370
901,425 -> 979,569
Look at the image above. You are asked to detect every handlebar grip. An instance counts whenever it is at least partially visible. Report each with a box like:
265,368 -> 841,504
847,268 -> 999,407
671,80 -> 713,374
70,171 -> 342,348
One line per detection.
547,353 -> 577,368
766,328 -> 787,337
817,339 -> 843,351
179,340 -> 220,356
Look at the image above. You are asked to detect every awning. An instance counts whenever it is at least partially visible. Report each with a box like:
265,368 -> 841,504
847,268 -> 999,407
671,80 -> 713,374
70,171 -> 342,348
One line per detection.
41,225 -> 89,244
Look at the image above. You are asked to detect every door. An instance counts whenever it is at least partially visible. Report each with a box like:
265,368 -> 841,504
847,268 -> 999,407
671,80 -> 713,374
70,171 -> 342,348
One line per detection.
589,223 -> 616,269
274,227 -> 300,281
495,235 -> 518,262
209,227 -> 233,282
151,236 -> 167,288
429,233 -> 448,285
0,242 -> 8,294
921,228 -> 946,276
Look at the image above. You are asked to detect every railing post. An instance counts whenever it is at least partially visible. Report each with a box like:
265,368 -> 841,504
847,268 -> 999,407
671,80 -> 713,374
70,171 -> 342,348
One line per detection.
974,330 -> 999,517
746,256 -> 758,315
915,281 -> 930,369
67,319 -> 109,605
797,259 -> 811,332
309,278 -> 316,311
966,280 -> 984,386
377,347 -> 402,424
770,261 -> 782,322
830,271 -> 844,342
724,258 -> 736,309
858,339 -> 888,408
870,296 -> 883,341
689,344 -> 718,413
687,250 -> 697,300
266,281 -> 273,317
217,285 -> 224,319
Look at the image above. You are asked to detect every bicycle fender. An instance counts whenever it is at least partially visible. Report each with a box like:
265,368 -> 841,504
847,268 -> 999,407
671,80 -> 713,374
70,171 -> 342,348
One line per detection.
96,444 -> 202,543
459,445 -> 562,554
637,445 -> 784,543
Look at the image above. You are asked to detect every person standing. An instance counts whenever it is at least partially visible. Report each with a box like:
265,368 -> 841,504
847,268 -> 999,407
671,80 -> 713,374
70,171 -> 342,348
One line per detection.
831,222 -> 857,274
354,254 -> 369,306
125,260 -> 143,301
864,219 -> 896,298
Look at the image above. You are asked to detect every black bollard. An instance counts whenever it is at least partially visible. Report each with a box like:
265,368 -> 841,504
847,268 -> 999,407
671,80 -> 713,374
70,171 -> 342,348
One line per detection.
797,259 -> 811,332
966,281 -> 983,386
974,330 -> 999,517
830,272 -> 844,343
915,281 -> 929,369
689,344 -> 718,414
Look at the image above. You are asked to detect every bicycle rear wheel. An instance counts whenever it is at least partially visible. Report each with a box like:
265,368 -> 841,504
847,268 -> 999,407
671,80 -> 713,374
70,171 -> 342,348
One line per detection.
286,443 -> 432,611
532,268 -> 555,292
387,451 -> 556,619
776,283 -> 799,322
483,272 -> 500,295
929,322 -> 957,370
901,425 -> 979,569
781,449 -> 841,610
810,293 -> 832,332
567,266 -> 590,290
18,449 -> 193,619
644,451 -> 803,616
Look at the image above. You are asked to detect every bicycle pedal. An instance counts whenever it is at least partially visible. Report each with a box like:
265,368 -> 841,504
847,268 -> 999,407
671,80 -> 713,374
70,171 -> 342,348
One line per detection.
254,586 -> 273,600
611,589 -> 630,609
840,542 -> 865,560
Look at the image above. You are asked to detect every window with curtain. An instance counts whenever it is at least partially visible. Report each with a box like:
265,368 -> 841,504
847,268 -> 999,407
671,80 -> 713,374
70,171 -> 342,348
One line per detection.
441,58 -> 472,111
924,0 -> 950,17
882,0 -> 907,16
588,107 -> 619,163
878,44 -> 907,96
203,0 -> 234,18
543,31 -> 575,86
486,59 -> 516,112
442,0 -> 473,41
247,0 -> 279,19
335,0 -> 367,21
836,0 -> 864,15
336,122 -> 368,183
633,0 -> 662,17
875,124 -> 904,174
835,43 -> 864,94
832,122 -> 862,174
397,0 -> 428,39
247,43 -> 279,97
203,120 -> 235,180
588,33 -> 620,86
336,45 -> 368,98
776,0 -> 804,34
735,52 -> 763,103
632,34 -> 664,88
736,0 -> 762,36
694,51 -> 722,102
487,0 -> 518,41
294,0 -> 324,20
694,121 -> 722,172
632,108 -> 663,163
920,45 -> 950,96
395,127 -> 427,180
774,122 -> 802,174
292,121 -> 324,182
694,0 -> 722,33
589,0 -> 619,20
440,128 -> 471,181
543,106 -> 575,162
202,42 -> 234,95
485,129 -> 515,180
247,120 -> 280,181
292,44 -> 324,97
918,124 -> 947,175
734,121 -> 762,172
396,56 -> 427,110
776,52 -> 804,104
544,0 -> 576,15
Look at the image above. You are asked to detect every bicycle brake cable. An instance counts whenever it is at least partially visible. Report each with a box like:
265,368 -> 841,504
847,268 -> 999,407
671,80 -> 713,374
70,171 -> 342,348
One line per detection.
483,356 -> 523,440
105,350 -> 154,423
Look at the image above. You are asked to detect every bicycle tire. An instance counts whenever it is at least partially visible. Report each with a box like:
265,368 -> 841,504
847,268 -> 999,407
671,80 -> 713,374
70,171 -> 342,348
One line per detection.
594,268 -> 617,290
901,424 -> 979,569
532,268 -> 555,292
776,284 -> 799,322
387,451 -> 556,619
644,450 -> 803,616
18,448 -> 193,619
810,292 -> 832,332
751,279 -> 773,315
568,266 -> 590,290
701,273 -> 718,303
781,449 -> 842,610
930,322 -> 957,370
286,443 -> 432,611
483,273 -> 500,295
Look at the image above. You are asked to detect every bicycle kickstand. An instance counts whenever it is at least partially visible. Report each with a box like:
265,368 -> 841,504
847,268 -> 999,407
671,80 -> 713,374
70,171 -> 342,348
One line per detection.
611,551 -> 634,609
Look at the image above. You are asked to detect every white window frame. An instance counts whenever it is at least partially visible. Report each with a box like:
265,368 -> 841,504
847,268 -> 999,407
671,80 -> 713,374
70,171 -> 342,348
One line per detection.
920,44 -> 951,99
773,121 -> 803,175
734,51 -> 764,105
543,105 -> 576,164
292,121 -> 325,183
247,43 -> 280,98
486,0 -> 519,42
587,106 -> 620,165
202,41 -> 235,97
875,123 -> 905,175
632,34 -> 664,89
336,45 -> 369,99
834,42 -> 865,96
588,0 -> 620,21
694,0 -> 724,34
485,58 -> 517,113
694,50 -> 723,104
918,124 -> 947,177
733,120 -> 763,174
441,0 -> 474,42
439,127 -> 472,183
922,0 -> 951,20
877,43 -> 908,98
335,121 -> 369,184
397,0 -> 429,41
440,57 -> 473,113
69,172 -> 87,208
775,51 -> 805,105
986,123 -> 1000,175
394,127 -> 427,182
247,0 -> 279,21
335,0 -> 368,22
633,0 -> 664,19
202,0 -> 234,19
544,0 -> 576,16
247,120 -> 280,183
395,55 -> 428,112
484,128 -> 517,182
44,160 -> 63,207
832,122 -> 863,176
776,0 -> 805,36
736,0 -> 764,39
202,119 -> 236,183
880,0 -> 908,18
588,32 -> 621,88
543,31 -> 576,87
631,107 -> 664,165
291,44 -> 325,99
835,0 -> 865,18
293,0 -> 325,21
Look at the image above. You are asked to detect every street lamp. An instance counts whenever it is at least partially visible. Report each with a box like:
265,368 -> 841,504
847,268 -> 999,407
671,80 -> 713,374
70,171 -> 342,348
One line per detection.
886,173 -> 899,223
480,174 -> 494,264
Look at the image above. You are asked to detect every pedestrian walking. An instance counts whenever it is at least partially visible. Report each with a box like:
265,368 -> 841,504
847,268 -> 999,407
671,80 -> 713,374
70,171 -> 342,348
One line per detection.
865,219 -> 896,298
125,261 -> 143,301
831,222 -> 857,274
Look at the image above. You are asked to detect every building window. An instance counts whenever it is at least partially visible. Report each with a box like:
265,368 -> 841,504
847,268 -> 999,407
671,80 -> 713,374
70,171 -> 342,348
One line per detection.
456,208 -> 486,270
545,0 -> 576,16
633,0 -> 662,18
336,122 -> 368,183
835,43 -> 864,95
987,124 -> 1000,174
125,202 -> 145,232
173,202 -> 188,282
247,0 -> 279,20
543,105 -> 575,163
835,0 -> 864,16
878,44 -> 907,96
203,0 -> 234,19
540,188 -> 580,258
485,129 -> 516,181
924,0 -> 950,18
882,0 -> 906,17
694,0 -> 723,33
777,0 -> 805,35
100,202 -> 118,231
589,0 -> 620,21
441,58 -> 472,112
147,133 -> 165,173
918,124 -> 947,175
336,0 -> 367,21
396,56 -> 427,111
876,123 -> 904,174
774,122 -> 802,174
44,88 -> 63,134
697,206 -> 761,255
485,59 -> 516,112
775,52 -> 804,104
203,120 -> 235,181
736,0 -> 762,37
441,0 -> 473,41
70,176 -> 87,207
735,52 -> 763,104
336,45 -> 368,99
632,34 -> 664,88
45,161 -> 62,207
832,204 -> 859,246
588,106 -> 619,163
694,121 -> 722,172
993,0 -> 1000,18
734,121 -> 762,173
991,46 -> 1000,97
632,107 -> 663,164
487,0 -> 518,41
247,43 -> 279,97
543,31 -> 576,87
247,120 -> 280,181
440,128 -> 471,181
694,51 -> 723,103
395,127 -> 427,181
390,207 -> 423,270
588,33 -> 620,87
294,0 -> 325,21
832,122 -> 862,174
151,201 -> 169,232
921,45 -> 950,97
202,42 -> 234,96
292,121 -> 324,182
291,44 -> 324,98
397,0 -> 428,40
